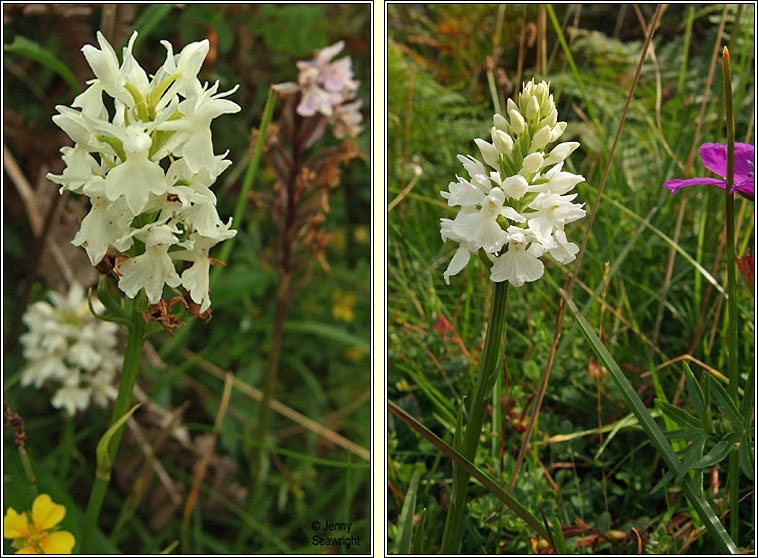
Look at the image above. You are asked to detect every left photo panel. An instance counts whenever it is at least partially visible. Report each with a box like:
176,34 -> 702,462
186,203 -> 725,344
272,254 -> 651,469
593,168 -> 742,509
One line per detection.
3,3 -> 371,554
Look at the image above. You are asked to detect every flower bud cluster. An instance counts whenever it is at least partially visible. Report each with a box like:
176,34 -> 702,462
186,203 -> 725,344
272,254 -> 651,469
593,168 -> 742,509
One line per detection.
273,41 -> 363,138
48,31 -> 240,312
20,284 -> 121,415
440,79 -> 587,286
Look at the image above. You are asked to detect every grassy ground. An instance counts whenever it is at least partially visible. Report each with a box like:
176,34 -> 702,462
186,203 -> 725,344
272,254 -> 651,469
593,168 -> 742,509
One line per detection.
387,4 -> 754,554
3,4 -> 371,554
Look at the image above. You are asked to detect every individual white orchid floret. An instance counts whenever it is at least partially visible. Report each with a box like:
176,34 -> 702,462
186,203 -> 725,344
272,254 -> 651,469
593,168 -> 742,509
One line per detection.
489,227 -> 545,286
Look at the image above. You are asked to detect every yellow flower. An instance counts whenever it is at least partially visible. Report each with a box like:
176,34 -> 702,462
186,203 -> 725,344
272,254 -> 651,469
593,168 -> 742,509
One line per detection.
3,494 -> 75,554
331,290 -> 356,323
353,225 -> 370,245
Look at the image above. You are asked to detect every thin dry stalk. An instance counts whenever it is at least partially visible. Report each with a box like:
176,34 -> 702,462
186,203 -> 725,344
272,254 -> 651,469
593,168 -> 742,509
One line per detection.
185,349 -> 370,461
508,5 -> 664,492
400,65 -> 415,191
182,372 -> 233,526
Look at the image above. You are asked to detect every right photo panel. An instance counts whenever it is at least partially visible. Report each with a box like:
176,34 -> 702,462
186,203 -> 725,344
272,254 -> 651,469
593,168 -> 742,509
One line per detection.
387,4 -> 755,555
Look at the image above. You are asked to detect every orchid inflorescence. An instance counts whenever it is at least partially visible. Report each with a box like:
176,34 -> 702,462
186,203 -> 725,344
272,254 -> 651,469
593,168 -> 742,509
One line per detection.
273,40 -> 363,139
440,79 -> 587,286
48,30 -> 240,313
19,284 -> 120,415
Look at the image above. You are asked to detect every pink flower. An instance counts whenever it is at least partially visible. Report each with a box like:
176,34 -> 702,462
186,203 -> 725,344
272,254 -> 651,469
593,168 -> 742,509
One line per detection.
664,143 -> 754,200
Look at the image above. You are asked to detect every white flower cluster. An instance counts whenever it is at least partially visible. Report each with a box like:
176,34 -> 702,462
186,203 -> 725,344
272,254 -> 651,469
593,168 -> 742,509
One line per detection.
47,31 -> 240,312
440,80 -> 586,286
20,284 -> 121,415
274,41 -> 363,138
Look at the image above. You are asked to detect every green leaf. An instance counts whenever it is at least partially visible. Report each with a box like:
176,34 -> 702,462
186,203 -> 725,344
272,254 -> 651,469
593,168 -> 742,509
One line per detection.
675,435 -> 706,483
550,515 -> 569,554
710,377 -> 743,429
411,508 -> 426,554
4,36 -> 81,93
389,400 -> 550,541
683,362 -> 707,422
560,289 -> 737,554
96,404 -> 141,479
394,469 -> 420,555
131,5 -> 174,42
694,438 -> 737,470
739,434 -> 754,481
283,320 -> 370,353
649,470 -> 675,495
656,400 -> 701,430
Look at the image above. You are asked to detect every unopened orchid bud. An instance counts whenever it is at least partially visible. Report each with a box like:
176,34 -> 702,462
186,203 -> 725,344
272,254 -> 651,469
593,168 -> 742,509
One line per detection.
509,108 -> 525,134
493,128 -> 514,154
520,152 -> 544,175
493,112 -> 510,133
526,95 -> 540,122
530,125 -> 552,152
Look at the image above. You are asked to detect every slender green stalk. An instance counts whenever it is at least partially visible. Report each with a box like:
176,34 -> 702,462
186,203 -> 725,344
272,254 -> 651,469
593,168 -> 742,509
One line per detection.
722,45 -> 741,545
80,313 -> 146,553
440,281 -> 508,554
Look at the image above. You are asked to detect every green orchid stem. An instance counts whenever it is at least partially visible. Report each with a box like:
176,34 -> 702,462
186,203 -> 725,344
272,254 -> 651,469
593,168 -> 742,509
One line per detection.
440,281 -> 509,554
80,310 -> 146,554
722,45 -> 740,545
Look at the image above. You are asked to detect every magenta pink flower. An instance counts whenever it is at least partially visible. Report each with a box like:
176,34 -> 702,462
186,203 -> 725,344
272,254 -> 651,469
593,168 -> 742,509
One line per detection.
664,142 -> 754,200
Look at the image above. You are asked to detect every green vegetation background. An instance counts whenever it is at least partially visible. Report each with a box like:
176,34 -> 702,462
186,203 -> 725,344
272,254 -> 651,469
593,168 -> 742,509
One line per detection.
3,4 -> 371,554
387,4 -> 754,554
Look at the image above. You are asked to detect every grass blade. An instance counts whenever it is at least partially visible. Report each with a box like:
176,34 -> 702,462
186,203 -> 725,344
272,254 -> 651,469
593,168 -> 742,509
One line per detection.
4,36 -> 81,93
394,469 -> 420,555
560,288 -> 737,554
388,400 -> 550,541
411,508 -> 426,554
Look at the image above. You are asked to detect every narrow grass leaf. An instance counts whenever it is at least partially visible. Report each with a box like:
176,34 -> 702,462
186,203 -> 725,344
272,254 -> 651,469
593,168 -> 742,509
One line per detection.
411,508 -> 426,554
131,5 -> 174,41
388,400 -> 550,540
394,469 -> 420,554
560,289 -> 737,554
4,36 -> 81,93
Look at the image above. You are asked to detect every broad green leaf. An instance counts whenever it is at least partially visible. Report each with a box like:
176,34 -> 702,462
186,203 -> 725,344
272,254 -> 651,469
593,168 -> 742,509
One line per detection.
394,469 -> 420,554
4,36 -> 81,93
560,289 -> 737,554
